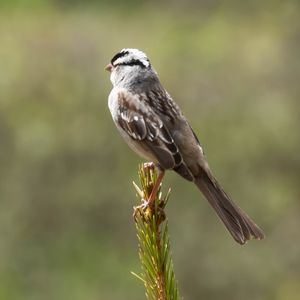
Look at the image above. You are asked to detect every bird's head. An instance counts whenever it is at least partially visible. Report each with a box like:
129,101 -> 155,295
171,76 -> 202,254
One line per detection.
105,48 -> 151,86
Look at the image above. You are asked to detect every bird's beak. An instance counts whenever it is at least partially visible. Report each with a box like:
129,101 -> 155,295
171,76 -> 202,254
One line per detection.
105,63 -> 113,72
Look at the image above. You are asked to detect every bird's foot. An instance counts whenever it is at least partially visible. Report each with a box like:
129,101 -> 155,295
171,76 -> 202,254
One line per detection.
133,162 -> 166,222
143,161 -> 155,171
133,198 -> 153,221
133,197 -> 166,223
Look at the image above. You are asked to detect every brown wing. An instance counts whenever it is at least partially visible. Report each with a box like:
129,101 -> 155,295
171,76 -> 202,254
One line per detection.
116,90 -> 193,180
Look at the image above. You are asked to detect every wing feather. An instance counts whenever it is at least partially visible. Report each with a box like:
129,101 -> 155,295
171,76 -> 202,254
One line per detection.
116,90 -> 193,180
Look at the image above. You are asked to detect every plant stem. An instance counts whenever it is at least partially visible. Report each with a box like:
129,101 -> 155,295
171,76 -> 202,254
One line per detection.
132,163 -> 181,300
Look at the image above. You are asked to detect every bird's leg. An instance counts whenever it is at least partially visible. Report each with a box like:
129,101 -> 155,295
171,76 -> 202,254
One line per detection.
133,163 -> 165,221
147,169 -> 165,207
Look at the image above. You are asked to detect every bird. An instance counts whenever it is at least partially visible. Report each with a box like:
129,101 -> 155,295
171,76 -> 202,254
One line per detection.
105,48 -> 265,245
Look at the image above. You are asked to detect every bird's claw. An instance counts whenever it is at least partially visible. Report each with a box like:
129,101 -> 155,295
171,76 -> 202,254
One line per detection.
143,162 -> 155,171
133,197 -> 166,224
133,198 -> 151,221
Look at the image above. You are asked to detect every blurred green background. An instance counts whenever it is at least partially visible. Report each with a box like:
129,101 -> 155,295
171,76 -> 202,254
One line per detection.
1,0 -> 300,299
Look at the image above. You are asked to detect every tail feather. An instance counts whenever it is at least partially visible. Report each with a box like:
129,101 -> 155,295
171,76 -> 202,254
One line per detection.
194,169 -> 265,245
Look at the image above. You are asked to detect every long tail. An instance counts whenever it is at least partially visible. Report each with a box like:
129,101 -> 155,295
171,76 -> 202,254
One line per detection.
194,168 -> 265,245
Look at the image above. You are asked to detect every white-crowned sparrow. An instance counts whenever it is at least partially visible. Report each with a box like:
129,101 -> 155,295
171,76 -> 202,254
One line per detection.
105,48 -> 265,244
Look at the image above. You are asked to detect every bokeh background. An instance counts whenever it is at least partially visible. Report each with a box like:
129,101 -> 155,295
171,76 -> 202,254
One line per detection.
1,0 -> 300,299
